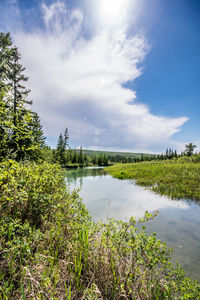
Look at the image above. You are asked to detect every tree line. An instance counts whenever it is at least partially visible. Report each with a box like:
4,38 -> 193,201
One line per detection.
51,128 -> 198,166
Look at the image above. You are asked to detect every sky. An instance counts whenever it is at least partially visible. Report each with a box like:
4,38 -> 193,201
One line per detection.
0,0 -> 200,153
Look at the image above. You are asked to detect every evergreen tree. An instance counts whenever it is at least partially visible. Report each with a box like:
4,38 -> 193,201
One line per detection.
165,148 -> 169,158
9,46 -> 31,128
97,155 -> 103,166
92,155 -> 97,165
55,128 -> 69,165
72,149 -> 77,164
67,148 -> 73,163
84,154 -> 88,165
29,112 -> 45,148
56,133 -> 65,164
63,127 -> 69,149
184,143 -> 196,156
0,32 -> 12,88
103,154 -> 108,166
78,146 -> 84,166
0,88 -> 13,160
0,32 -> 45,161
0,87 -> 44,161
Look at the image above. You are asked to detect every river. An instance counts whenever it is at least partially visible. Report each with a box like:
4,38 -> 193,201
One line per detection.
65,167 -> 200,280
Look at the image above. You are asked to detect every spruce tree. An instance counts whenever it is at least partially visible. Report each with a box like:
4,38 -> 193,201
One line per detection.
0,32 -> 46,161
72,149 -> 77,164
56,133 -> 64,163
63,128 -> 69,149
0,88 -> 13,160
0,32 -> 12,88
55,128 -> 69,165
30,112 -> 45,147
9,46 -> 31,127
78,146 -> 84,166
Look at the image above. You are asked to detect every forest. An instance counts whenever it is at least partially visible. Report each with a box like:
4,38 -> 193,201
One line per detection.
1,32 -> 200,299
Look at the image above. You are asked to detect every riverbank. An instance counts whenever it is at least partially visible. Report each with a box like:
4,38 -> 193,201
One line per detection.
62,162 -> 113,169
105,157 -> 200,201
1,160 -> 200,299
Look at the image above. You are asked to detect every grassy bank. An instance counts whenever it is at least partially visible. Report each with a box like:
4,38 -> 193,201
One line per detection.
105,157 -> 200,201
1,160 -> 200,299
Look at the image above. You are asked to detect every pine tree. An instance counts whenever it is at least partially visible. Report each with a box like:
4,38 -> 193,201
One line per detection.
30,112 -> 45,147
56,133 -> 64,164
97,155 -> 103,166
9,46 -> 31,127
103,154 -> 108,166
78,146 -> 84,166
0,87 -> 43,161
0,32 -> 12,88
72,149 -> 77,164
63,128 -> 69,149
92,155 -> 97,165
0,32 -> 44,161
55,128 -> 69,165
0,88 -> 13,160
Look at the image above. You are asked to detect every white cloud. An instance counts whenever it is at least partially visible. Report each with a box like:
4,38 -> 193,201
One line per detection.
14,1 -> 188,151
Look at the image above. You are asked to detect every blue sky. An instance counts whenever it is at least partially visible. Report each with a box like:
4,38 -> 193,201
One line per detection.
0,0 -> 199,153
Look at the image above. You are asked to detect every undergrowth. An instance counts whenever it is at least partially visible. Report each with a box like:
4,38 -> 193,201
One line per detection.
0,160 -> 200,299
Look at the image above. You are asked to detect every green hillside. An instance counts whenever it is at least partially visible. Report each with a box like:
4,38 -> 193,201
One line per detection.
78,149 -> 154,158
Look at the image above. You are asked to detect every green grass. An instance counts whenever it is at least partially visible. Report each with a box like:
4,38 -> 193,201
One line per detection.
105,157 -> 200,201
0,160 -> 200,299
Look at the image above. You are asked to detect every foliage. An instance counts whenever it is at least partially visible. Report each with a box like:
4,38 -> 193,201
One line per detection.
0,88 -> 13,159
0,161 -> 200,299
0,88 -> 45,161
106,157 -> 200,201
184,143 -> 197,156
55,128 -> 69,165
0,32 -> 12,88
0,32 -> 45,161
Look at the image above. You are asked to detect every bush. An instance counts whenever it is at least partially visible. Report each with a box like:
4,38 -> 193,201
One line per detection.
0,160 -> 74,227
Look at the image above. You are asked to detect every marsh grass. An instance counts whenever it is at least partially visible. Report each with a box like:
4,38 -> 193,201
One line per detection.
0,160 -> 200,299
106,157 -> 200,201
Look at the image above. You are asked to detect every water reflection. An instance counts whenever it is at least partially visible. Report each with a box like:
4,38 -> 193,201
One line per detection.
65,167 -> 200,280
65,168 -> 188,221
65,167 -> 106,188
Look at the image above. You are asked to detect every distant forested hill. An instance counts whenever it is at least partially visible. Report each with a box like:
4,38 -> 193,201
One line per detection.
79,149 -> 153,159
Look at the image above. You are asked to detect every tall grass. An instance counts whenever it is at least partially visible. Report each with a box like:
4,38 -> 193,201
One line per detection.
0,160 -> 200,299
106,157 -> 200,201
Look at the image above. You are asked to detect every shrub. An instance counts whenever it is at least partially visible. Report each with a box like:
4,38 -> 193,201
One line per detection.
0,160 -> 72,227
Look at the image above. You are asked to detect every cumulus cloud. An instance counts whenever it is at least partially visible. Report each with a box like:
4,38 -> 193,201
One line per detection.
14,1 -> 188,151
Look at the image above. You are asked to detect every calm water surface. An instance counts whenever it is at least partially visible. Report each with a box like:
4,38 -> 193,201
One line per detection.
65,167 -> 200,280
